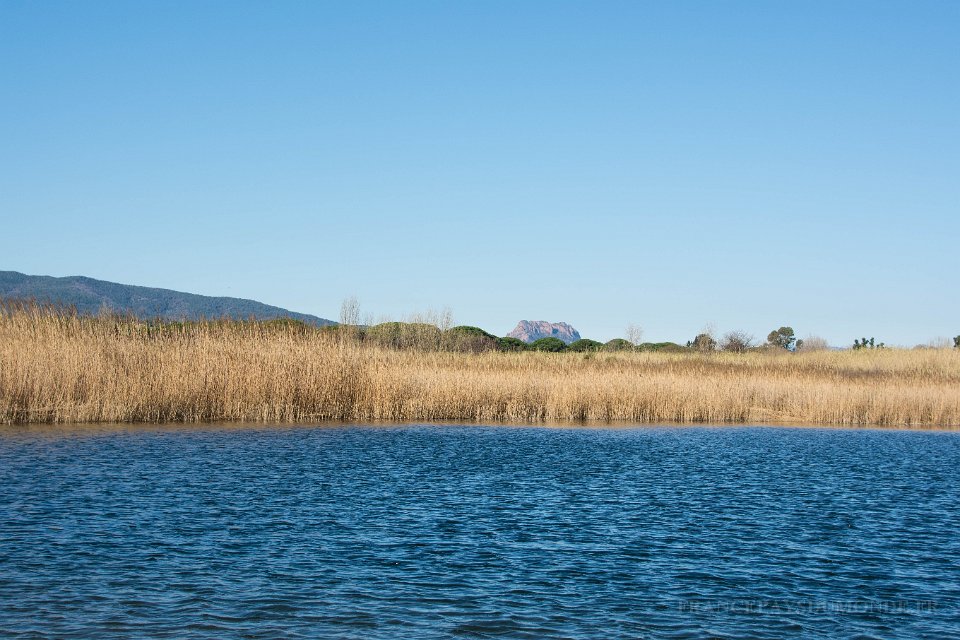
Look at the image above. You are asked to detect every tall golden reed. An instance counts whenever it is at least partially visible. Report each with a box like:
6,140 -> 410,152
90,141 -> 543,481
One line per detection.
2,302 -> 959,427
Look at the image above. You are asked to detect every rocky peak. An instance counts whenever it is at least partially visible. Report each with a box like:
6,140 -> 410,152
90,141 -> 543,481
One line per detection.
507,320 -> 581,345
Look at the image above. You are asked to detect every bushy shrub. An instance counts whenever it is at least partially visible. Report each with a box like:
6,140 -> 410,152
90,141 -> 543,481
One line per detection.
767,327 -> 797,350
497,337 -> 528,352
530,337 -> 567,352
443,326 -> 499,352
689,333 -> 717,353
568,339 -> 604,352
720,330 -> 754,353
447,325 -> 497,340
637,342 -> 687,353
604,338 -> 634,352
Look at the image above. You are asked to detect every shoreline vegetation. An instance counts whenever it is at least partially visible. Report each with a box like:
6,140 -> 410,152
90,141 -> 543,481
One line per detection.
2,302 -> 959,428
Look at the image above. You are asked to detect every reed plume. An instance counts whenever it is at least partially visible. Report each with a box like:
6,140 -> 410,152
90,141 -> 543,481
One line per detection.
2,302 -> 958,427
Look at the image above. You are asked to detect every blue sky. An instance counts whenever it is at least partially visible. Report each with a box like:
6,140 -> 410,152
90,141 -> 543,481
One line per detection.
2,1 -> 957,346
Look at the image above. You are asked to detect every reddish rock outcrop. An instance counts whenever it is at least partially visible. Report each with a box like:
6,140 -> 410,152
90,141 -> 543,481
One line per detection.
506,320 -> 581,345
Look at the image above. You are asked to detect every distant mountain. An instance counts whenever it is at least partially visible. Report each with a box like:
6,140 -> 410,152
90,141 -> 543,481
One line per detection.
0,271 -> 335,325
507,320 -> 581,344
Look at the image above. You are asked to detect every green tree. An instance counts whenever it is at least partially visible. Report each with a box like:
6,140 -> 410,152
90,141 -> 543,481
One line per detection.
853,336 -> 881,350
497,337 -> 528,352
604,338 -> 634,352
568,338 -> 604,352
954,335 -> 960,349
529,337 -> 567,352
767,326 -> 797,350
442,326 -> 499,352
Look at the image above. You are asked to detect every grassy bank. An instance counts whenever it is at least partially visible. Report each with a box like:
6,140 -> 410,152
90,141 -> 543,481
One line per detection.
2,304 -> 959,427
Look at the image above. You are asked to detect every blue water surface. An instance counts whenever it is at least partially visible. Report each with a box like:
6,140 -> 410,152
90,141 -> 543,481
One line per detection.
1,424 -> 959,639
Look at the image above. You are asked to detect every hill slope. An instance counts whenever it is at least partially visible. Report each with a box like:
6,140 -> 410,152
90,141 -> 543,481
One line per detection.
0,271 -> 335,325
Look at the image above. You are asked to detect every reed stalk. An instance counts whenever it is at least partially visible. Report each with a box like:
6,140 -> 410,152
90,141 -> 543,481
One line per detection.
2,302 -> 958,427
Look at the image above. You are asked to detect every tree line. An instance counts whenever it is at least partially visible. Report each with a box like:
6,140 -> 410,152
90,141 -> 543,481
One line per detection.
337,300 -> 960,353
337,322 -> 829,354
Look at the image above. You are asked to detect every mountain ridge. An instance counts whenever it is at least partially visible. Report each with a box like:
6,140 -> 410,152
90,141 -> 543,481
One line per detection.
507,320 -> 581,344
0,271 -> 335,325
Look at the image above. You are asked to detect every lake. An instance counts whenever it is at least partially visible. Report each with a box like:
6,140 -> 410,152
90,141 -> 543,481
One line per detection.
2,424 -> 959,638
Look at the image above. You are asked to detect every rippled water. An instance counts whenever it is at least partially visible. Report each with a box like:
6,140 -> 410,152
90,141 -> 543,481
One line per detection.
2,425 -> 960,639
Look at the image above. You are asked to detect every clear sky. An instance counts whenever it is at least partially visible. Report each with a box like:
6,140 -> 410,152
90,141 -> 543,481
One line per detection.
2,1 -> 957,346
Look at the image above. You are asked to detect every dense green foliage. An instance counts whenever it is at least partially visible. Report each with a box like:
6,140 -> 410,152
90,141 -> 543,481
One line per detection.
529,337 -> 567,352
497,337 -> 528,352
853,337 -> 885,350
443,326 -> 499,352
637,342 -> 688,353
604,338 -> 634,351
447,325 -> 498,340
766,327 -> 797,351
567,339 -> 604,352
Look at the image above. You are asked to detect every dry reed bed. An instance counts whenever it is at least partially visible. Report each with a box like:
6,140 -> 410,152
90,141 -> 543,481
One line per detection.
2,305 -> 959,427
